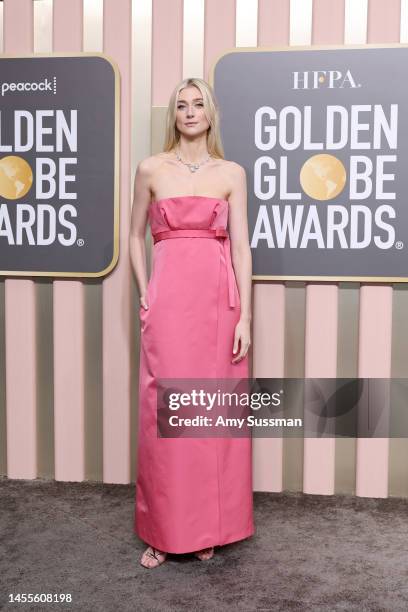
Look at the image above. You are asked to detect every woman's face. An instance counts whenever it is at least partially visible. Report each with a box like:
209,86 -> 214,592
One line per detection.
175,86 -> 210,138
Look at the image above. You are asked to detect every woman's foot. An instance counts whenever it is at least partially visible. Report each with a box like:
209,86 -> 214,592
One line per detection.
140,546 -> 167,568
194,546 -> 214,561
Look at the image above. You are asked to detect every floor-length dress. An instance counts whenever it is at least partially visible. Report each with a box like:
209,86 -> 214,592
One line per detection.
134,194 -> 254,554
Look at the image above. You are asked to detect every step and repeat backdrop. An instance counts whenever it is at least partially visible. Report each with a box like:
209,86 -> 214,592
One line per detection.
2,0 -> 408,500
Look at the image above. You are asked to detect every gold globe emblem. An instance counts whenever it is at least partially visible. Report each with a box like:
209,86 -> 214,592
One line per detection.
0,155 -> 33,199
300,153 -> 346,201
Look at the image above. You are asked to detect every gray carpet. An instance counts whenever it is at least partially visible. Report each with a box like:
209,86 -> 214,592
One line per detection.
1,477 -> 408,611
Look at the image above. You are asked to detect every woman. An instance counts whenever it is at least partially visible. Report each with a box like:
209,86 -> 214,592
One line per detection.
129,77 -> 254,569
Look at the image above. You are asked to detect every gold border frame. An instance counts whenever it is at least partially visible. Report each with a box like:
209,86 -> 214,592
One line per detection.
209,42 -> 408,283
0,51 -> 120,279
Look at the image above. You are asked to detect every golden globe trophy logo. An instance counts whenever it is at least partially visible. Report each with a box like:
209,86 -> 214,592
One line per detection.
0,54 -> 119,277
213,45 -> 408,281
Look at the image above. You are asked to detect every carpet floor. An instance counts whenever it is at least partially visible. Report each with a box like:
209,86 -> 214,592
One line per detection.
1,477 -> 408,611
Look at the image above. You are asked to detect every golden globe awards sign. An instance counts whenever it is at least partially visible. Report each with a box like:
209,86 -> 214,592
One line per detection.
0,53 -> 119,277
212,44 -> 408,282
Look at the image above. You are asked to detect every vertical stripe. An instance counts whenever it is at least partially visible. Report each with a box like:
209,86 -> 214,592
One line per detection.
83,0 -> 103,52
335,0 -> 368,494
252,284 -> 285,491
384,0 -> 405,501
303,0 -> 344,496
204,0 -> 236,81
236,0 -> 258,46
131,0 -> 152,177
258,0 -> 290,45
33,0 -> 54,479
312,0 -> 344,42
36,279 -> 55,478
367,0 -> 401,42
290,0 -> 312,45
83,0 -> 104,482
53,0 -> 82,49
344,0 -> 368,44
33,0 -> 53,53
354,0 -> 400,499
329,0 -> 361,476
4,0 -> 32,51
103,0 -> 132,483
4,0 -> 37,479
252,0 -> 291,493
0,3 -> 3,52
303,284 -> 337,494
130,0 -> 153,482
53,0 -> 85,481
357,287 -> 392,497
183,0 -> 205,78
283,282 -> 305,492
335,282 -> 359,494
390,281 -> 408,497
152,0 -> 183,106
401,0 -> 408,42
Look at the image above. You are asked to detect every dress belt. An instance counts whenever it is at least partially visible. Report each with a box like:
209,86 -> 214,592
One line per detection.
152,228 -> 236,308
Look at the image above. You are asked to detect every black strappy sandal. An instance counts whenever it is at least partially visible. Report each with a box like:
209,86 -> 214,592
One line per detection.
140,545 -> 167,568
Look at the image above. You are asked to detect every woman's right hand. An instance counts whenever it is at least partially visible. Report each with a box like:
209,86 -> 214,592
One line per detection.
139,295 -> 149,310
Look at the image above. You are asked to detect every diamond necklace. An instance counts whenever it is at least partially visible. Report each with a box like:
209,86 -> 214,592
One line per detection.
175,147 -> 211,173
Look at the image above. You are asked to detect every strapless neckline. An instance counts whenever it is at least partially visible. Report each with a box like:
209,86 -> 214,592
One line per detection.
151,195 -> 229,206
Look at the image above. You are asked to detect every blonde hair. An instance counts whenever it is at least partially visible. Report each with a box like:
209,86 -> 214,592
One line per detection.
163,77 -> 225,159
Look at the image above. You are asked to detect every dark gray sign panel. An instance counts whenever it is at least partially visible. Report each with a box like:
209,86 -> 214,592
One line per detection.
0,53 -> 119,277
211,44 -> 408,282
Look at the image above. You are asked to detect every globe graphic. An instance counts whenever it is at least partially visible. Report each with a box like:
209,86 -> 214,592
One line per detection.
300,153 -> 346,201
0,155 -> 33,199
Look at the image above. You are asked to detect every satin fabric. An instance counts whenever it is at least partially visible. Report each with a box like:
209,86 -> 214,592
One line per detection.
134,195 -> 254,554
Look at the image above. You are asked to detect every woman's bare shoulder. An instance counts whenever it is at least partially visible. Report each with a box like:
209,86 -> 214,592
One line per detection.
139,152 -> 173,171
218,159 -> 246,185
221,159 -> 245,172
215,158 -> 244,175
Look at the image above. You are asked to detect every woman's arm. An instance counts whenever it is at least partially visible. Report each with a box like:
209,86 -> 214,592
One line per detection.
227,162 -> 252,362
129,158 -> 152,309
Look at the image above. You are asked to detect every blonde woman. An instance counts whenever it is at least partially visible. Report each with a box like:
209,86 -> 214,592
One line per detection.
129,77 -> 254,569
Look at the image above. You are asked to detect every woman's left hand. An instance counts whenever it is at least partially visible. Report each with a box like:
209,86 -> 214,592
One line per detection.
232,318 -> 251,363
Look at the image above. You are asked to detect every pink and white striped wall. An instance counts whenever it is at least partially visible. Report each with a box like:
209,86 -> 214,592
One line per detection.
1,0 -> 408,499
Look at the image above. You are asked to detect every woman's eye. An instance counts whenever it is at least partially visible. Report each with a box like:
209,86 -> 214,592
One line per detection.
177,104 -> 203,109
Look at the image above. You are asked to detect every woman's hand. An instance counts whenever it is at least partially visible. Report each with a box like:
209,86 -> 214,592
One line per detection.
232,317 -> 251,363
139,294 -> 149,310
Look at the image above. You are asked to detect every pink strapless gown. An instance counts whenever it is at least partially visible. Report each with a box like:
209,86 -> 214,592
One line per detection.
134,195 -> 254,554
